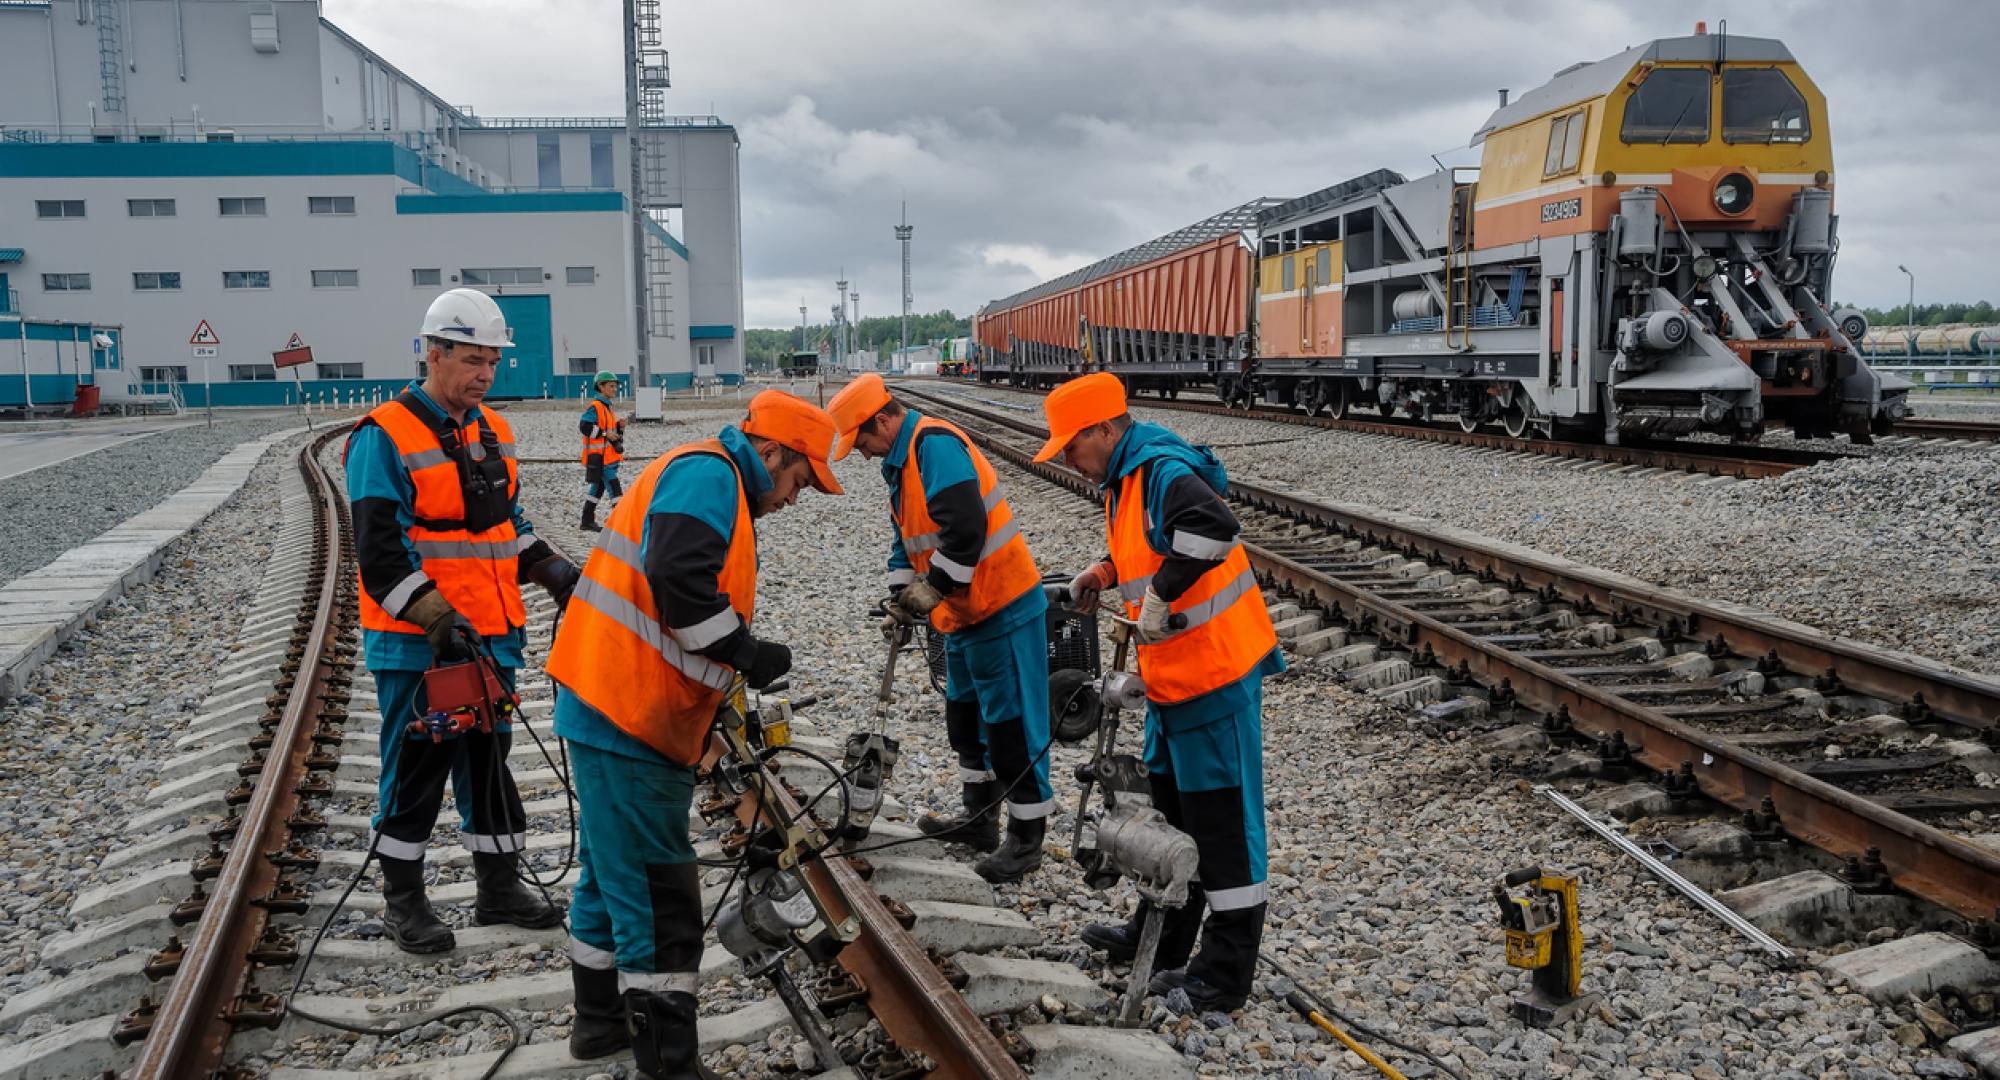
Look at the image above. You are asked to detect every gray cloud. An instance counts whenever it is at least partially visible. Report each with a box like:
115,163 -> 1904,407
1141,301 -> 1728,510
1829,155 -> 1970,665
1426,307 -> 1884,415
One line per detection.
328,0 -> 2000,327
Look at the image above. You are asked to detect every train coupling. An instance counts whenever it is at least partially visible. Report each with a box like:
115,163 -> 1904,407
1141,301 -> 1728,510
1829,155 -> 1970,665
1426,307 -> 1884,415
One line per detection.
1494,866 -> 1597,1027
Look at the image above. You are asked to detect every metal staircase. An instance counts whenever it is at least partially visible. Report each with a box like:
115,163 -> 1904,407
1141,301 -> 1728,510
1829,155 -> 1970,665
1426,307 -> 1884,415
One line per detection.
632,0 -> 677,340
1443,181 -> 1476,349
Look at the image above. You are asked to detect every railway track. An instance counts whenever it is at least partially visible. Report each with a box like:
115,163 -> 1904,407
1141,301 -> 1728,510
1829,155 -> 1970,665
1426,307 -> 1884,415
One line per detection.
1888,417 -> 2000,444
897,386 -> 2000,935
3,428 -> 1183,1079
923,379 -> 1858,480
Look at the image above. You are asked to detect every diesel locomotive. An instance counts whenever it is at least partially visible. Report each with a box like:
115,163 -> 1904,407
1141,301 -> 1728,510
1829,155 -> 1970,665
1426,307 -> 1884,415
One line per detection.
972,25 -> 1911,443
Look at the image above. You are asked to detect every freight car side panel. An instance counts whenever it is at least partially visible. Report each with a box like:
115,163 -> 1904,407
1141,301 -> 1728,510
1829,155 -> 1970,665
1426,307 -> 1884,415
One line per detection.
1255,242 -> 1343,359
990,234 -> 1252,354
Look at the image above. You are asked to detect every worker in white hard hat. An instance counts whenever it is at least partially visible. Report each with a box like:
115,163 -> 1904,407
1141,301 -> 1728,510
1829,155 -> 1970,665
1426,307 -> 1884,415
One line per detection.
341,288 -> 579,953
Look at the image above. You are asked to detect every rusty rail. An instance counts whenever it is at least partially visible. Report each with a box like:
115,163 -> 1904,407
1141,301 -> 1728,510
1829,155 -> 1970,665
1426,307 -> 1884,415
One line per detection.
1890,417 -> 2000,443
129,429 -> 348,1078
902,386 -> 2000,923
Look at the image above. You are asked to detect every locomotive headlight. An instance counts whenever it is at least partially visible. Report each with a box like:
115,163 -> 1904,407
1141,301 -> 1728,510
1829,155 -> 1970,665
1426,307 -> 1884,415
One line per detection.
1713,173 -> 1754,216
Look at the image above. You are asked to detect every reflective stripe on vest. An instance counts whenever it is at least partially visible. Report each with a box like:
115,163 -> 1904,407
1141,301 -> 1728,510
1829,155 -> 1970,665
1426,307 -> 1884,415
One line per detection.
350,399 -> 526,638
1107,467 -> 1278,705
583,399 -> 623,465
892,417 -> 1040,635
546,439 -> 756,765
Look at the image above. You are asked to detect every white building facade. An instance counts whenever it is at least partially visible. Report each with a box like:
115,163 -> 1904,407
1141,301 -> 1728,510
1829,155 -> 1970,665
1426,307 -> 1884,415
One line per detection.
0,0 -> 743,406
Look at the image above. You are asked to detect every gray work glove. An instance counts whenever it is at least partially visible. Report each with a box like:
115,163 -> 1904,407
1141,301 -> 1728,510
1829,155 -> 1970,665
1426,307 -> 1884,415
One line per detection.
1067,560 -> 1116,613
1137,587 -> 1174,644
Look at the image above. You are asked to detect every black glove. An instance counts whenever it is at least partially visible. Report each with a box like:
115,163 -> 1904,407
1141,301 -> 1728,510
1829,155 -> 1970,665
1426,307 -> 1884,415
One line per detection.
404,588 -> 476,664
735,637 -> 792,690
527,555 -> 581,611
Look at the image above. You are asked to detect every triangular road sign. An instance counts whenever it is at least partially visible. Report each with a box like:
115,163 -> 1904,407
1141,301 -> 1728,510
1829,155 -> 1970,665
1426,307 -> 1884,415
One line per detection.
285,332 -> 306,349
189,320 -> 220,345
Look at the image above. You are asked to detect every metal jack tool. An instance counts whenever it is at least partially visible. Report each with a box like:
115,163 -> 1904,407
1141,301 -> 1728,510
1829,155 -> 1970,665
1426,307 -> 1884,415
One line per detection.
1494,865 -> 1597,1027
716,862 -> 842,1069
837,607 -> 911,840
1056,595 -> 1198,1026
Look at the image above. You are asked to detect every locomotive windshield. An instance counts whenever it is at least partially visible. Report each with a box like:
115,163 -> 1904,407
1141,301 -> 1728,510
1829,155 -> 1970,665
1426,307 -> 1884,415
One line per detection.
1722,68 -> 1811,143
1620,68 -> 1710,144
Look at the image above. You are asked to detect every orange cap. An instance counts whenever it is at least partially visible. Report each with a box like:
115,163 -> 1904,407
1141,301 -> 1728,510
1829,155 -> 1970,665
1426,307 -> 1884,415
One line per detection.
1034,372 -> 1127,462
741,390 -> 845,495
827,372 -> 892,461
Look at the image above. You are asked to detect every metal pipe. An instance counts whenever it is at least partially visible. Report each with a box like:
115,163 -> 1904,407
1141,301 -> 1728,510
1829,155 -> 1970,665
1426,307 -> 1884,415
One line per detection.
46,5 -> 63,132
15,316 -> 30,412
173,0 -> 184,80
1535,785 -> 1794,960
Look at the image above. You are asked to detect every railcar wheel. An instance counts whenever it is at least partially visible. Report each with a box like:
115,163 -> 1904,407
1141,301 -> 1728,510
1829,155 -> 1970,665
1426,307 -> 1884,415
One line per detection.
1325,379 -> 1350,420
1502,400 -> 1532,439
1458,410 -> 1482,433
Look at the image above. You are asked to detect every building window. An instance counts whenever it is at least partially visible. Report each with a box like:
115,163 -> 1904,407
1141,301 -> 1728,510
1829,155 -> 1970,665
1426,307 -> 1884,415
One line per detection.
223,270 -> 272,290
590,132 -> 615,189
137,132 -> 164,143
567,356 -> 599,375
229,363 -> 277,381
93,133 -> 118,144
317,363 -> 365,380
537,132 -> 562,188
565,266 -> 596,285
127,198 -> 177,218
697,344 -> 717,369
412,268 -> 442,287
42,273 -> 91,291
205,131 -> 237,143
308,195 -> 357,216
134,272 -> 182,291
35,200 -> 86,219
219,197 -> 267,217
312,269 -> 360,288
460,267 -> 543,286
140,366 -> 188,383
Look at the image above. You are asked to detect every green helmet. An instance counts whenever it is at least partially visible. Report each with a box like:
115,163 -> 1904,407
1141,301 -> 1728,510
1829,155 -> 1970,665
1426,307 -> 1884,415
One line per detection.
594,371 -> 619,387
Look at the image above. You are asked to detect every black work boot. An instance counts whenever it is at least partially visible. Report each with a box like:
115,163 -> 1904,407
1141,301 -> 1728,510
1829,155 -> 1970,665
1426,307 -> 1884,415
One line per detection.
471,850 -> 566,929
626,988 -> 719,1080
1180,901 -> 1266,1013
580,501 -> 601,532
974,814 -> 1045,884
918,780 -> 1000,854
379,854 -> 455,954
569,961 -> 630,1060
1082,883 -> 1205,965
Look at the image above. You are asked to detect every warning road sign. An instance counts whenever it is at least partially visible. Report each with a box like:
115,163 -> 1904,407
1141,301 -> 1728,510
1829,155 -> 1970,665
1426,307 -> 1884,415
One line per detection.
285,332 -> 305,349
189,320 -> 220,346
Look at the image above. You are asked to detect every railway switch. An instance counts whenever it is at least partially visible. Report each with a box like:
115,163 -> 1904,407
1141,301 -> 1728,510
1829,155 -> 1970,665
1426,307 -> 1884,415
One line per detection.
1494,866 -> 1596,1027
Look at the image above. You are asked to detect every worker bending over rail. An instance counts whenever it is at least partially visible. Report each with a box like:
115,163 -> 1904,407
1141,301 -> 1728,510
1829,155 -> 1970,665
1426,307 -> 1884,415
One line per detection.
1040,372 -> 1283,1013
546,391 -> 843,1078
343,288 -> 580,954
579,370 -> 626,532
829,373 -> 1058,884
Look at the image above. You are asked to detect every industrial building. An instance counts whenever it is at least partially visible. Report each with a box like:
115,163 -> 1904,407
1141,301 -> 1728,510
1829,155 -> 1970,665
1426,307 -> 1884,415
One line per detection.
0,0 -> 743,407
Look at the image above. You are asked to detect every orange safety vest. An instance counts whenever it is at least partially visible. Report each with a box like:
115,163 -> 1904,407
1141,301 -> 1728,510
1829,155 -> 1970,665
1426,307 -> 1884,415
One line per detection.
547,439 -> 756,765
1107,468 -> 1277,705
350,398 -> 527,639
894,416 -> 1040,634
583,398 -> 624,466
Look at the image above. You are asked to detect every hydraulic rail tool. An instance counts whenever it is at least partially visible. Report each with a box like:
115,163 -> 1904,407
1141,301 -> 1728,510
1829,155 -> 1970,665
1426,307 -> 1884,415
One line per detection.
1051,587 -> 1197,1026
1494,865 -> 1596,1027
704,678 -> 859,1069
838,600 -> 911,841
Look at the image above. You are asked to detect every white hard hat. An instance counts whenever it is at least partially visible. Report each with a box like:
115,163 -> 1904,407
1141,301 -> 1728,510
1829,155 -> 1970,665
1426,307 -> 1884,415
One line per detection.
418,287 -> 514,349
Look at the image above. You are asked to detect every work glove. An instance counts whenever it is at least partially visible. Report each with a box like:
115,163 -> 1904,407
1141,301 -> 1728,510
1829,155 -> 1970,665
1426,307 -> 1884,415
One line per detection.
1137,587 -> 1174,644
527,555 -> 581,611
734,637 -> 793,690
1067,560 -> 1116,612
404,588 -> 477,664
898,578 -> 944,618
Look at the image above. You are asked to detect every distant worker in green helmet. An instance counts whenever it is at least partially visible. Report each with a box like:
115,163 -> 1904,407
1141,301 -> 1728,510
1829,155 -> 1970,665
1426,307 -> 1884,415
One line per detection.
580,371 -> 627,532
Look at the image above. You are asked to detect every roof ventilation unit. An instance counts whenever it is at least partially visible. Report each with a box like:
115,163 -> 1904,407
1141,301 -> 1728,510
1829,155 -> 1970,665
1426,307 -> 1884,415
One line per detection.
250,2 -> 280,53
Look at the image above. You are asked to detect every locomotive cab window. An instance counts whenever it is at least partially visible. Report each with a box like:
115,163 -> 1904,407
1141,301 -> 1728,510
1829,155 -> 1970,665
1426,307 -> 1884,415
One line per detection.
1621,68 -> 1711,144
1543,109 -> 1587,177
1722,68 -> 1810,143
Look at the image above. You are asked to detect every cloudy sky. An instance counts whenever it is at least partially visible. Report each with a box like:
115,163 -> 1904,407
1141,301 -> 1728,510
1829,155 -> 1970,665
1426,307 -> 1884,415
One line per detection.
329,0 -> 1997,329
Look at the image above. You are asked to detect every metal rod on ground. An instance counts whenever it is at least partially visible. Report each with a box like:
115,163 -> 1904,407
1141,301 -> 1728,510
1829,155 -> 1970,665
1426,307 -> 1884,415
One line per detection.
1534,784 -> 1794,960
1285,991 -> 1410,1080
1117,905 -> 1166,1028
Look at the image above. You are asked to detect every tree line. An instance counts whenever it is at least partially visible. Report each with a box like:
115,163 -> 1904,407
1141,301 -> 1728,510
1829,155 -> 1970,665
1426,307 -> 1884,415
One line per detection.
1850,301 -> 1998,327
745,310 -> 972,371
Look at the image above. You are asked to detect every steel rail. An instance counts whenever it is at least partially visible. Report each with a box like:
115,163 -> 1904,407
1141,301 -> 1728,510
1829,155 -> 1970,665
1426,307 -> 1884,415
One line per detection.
900,377 -> 1848,478
131,429 -> 346,1077
899,386 -> 2000,923
1890,417 -> 2000,443
728,751 -> 1029,1079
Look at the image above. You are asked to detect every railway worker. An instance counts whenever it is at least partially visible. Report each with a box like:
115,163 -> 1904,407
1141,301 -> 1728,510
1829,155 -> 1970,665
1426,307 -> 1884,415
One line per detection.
826,373 -> 1057,885
1037,372 -> 1282,1013
579,370 -> 627,532
546,390 -> 842,1078
343,287 -> 579,955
